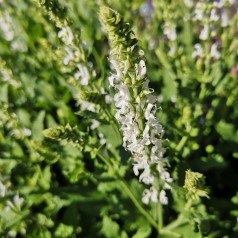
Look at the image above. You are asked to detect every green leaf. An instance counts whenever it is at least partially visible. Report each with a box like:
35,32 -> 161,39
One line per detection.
54,223 -> 74,238
216,120 -> 238,142
32,110 -> 46,140
100,216 -> 120,238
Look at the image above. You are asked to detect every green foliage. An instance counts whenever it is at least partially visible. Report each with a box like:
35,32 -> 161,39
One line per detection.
0,0 -> 238,237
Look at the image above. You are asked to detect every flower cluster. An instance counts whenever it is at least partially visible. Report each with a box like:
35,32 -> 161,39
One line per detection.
183,169 -> 209,201
100,6 -> 172,205
153,0 -> 180,57
57,25 -> 90,86
0,1 -> 27,52
0,171 -> 25,237
189,0 -> 237,61
38,1 -> 101,113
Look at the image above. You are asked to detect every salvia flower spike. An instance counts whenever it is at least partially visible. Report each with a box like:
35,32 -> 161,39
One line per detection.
100,6 -> 172,205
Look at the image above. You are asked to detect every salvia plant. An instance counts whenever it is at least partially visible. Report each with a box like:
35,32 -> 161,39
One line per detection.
0,0 -> 238,237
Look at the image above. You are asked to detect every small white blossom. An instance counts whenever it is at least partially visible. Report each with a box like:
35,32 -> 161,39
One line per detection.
77,99 -> 97,112
194,2 -> 206,21
171,95 -> 177,103
7,193 -> 24,209
90,119 -> 100,130
221,9 -> 230,27
210,43 -> 221,60
184,0 -> 193,8
0,181 -> 7,197
63,46 -> 75,65
108,57 -> 123,87
137,60 -> 147,78
0,13 -> 14,41
199,24 -> 209,40
192,43 -> 204,58
159,190 -> 168,205
142,186 -> 158,204
58,26 -> 74,45
105,95 -> 113,104
8,231 -> 17,238
168,45 -> 176,57
210,9 -> 219,22
99,133 -> 107,145
22,128 -> 32,136
163,22 -> 177,41
74,64 -> 90,86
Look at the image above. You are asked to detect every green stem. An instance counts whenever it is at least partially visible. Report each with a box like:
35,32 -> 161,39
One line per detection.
160,229 -> 183,238
96,151 -> 158,231
162,214 -> 187,231
119,179 -> 158,230
176,135 -> 188,151
158,200 -> 163,230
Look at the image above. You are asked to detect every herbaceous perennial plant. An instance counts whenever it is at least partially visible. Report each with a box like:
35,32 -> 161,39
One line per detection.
1,0 -> 238,237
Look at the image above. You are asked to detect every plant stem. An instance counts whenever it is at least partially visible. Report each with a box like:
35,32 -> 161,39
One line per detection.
158,200 -> 163,230
160,229 -> 183,238
119,179 -> 158,229
162,214 -> 187,231
96,151 -> 159,231
176,135 -> 188,151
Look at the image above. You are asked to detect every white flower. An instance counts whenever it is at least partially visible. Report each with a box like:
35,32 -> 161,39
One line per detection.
150,187 -> 158,203
210,9 -> 219,22
99,133 -> 107,145
63,46 -> 75,65
137,60 -> 147,78
159,190 -> 168,205
90,119 -> 100,130
7,193 -> 24,209
144,103 -> 154,120
163,22 -> 177,41
13,193 -> 24,207
0,13 -> 14,41
8,231 -> 17,238
0,181 -> 7,197
142,188 -> 151,204
139,166 -> 154,184
221,9 -> 230,27
22,128 -> 31,136
199,24 -> 209,40
105,95 -> 113,104
171,95 -> 177,103
77,99 -> 97,112
142,186 -> 158,204
192,43 -> 203,58
108,57 -> 123,86
58,26 -> 74,45
114,84 -> 131,103
194,3 -> 205,21
133,154 -> 148,176
168,45 -> 176,57
74,64 -> 90,85
210,43 -> 221,60
184,0 -> 193,8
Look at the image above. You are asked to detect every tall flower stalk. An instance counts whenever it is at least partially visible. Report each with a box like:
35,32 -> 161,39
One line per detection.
99,6 -> 172,205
